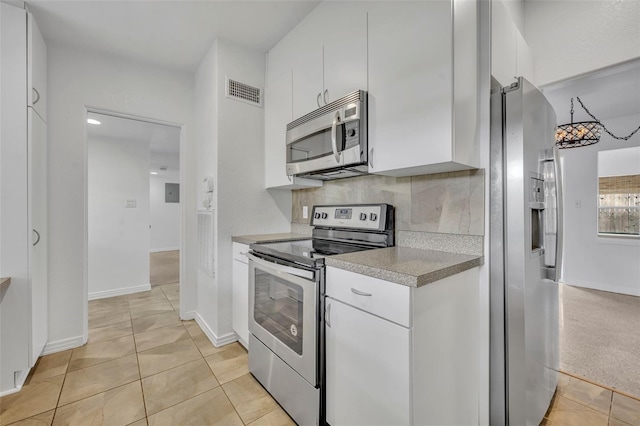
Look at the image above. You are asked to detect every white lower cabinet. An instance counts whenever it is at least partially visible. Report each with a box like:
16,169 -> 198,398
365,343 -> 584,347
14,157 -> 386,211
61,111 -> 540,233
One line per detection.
232,243 -> 249,348
325,266 -> 480,426
325,297 -> 410,426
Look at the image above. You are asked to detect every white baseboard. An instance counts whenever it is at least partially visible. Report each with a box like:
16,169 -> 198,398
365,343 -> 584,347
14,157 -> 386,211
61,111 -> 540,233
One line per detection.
193,312 -> 238,348
150,247 -> 180,253
0,369 -> 30,397
88,283 -> 151,301
562,280 -> 640,297
42,335 -> 86,356
180,310 -> 196,321
0,386 -> 21,397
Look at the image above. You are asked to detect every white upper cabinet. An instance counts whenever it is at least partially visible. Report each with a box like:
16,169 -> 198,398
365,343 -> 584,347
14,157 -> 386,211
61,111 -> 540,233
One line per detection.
28,12 -> 47,122
492,0 -> 534,88
367,0 -> 480,177
290,10 -> 324,120
291,1 -> 368,120
264,36 -> 322,189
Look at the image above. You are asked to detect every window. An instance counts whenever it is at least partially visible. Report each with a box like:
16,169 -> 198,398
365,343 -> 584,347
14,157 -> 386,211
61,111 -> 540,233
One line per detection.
597,147 -> 640,237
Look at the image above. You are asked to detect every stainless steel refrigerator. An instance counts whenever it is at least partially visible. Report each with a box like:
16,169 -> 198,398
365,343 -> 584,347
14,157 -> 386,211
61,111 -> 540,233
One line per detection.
490,77 -> 563,426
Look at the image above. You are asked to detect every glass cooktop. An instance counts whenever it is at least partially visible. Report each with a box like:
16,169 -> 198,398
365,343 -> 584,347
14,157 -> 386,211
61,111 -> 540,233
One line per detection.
250,238 -> 376,267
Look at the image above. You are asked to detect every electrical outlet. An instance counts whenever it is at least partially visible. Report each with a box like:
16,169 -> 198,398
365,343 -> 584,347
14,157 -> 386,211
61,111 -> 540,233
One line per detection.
302,206 -> 308,219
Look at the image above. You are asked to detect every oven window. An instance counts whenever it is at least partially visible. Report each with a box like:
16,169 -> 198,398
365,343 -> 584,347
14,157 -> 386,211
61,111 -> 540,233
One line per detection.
288,124 -> 345,163
253,269 -> 305,355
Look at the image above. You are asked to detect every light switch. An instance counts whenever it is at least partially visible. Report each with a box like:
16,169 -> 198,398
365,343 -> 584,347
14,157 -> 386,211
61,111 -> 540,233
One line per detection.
125,199 -> 137,208
302,206 -> 309,219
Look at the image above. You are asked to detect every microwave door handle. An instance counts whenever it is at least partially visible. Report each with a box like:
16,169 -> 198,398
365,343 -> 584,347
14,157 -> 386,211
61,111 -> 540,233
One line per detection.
331,111 -> 341,163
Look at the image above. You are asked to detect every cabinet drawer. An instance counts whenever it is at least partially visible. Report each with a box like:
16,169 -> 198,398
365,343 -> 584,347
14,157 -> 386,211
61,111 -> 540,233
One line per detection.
232,242 -> 249,264
326,266 -> 411,327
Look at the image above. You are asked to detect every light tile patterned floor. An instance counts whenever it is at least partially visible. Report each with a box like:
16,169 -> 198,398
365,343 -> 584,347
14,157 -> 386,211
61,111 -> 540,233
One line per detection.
0,283 -> 295,426
149,251 -> 180,287
541,371 -> 640,426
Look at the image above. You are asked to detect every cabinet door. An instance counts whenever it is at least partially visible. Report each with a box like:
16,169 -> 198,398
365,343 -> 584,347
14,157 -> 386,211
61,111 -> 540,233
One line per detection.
291,48 -> 323,120
367,1 -> 453,176
1,1 -> 31,387
325,297 -> 411,426
232,258 -> 249,348
320,2 -> 368,103
264,48 -> 294,189
28,13 -> 47,122
264,43 -> 322,190
290,7 -> 324,120
28,108 -> 48,365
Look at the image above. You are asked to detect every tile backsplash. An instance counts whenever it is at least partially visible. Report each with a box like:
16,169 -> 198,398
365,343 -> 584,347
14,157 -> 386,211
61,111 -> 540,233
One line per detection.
292,169 -> 485,236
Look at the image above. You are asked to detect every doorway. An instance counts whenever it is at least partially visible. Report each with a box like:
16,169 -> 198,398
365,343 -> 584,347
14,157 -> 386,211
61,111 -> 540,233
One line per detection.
86,111 -> 181,313
541,60 -> 640,397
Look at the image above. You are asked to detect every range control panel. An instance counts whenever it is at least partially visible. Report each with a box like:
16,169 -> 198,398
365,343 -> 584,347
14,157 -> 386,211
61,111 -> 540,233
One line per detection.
310,204 -> 393,231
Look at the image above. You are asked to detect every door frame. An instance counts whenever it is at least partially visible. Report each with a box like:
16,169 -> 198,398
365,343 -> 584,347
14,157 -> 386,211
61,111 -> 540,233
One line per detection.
83,106 -> 187,343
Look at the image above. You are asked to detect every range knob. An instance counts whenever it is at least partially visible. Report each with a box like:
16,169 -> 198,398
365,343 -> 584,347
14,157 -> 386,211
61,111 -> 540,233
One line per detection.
369,213 -> 378,221
359,212 -> 367,221
347,128 -> 356,137
314,212 -> 321,219
321,212 -> 328,219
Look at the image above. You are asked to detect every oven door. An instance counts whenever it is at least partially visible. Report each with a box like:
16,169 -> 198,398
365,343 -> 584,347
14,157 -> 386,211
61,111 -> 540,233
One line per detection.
247,253 -> 318,386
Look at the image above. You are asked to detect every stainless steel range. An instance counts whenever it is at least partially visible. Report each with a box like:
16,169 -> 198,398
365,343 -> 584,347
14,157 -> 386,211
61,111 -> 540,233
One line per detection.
247,203 -> 395,425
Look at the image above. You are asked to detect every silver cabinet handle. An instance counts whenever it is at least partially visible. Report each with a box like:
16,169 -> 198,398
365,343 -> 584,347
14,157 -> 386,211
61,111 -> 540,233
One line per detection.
369,148 -> 374,168
351,288 -> 372,297
323,89 -> 328,105
33,229 -> 41,247
317,93 -> 322,108
326,303 -> 332,327
32,88 -> 40,105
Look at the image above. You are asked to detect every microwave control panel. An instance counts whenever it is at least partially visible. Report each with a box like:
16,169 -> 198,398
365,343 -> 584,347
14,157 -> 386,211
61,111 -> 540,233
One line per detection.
343,121 -> 360,150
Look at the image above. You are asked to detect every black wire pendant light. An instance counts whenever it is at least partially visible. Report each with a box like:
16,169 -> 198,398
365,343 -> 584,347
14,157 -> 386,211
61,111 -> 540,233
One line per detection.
555,98 -> 601,149
555,97 -> 640,149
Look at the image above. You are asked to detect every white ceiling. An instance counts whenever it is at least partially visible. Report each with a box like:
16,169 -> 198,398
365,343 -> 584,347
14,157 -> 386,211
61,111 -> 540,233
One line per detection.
27,0 -> 321,72
541,59 -> 640,125
87,112 -> 181,172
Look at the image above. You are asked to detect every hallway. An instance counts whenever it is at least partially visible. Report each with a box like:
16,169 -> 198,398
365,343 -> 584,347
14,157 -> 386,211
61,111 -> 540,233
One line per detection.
150,251 -> 180,287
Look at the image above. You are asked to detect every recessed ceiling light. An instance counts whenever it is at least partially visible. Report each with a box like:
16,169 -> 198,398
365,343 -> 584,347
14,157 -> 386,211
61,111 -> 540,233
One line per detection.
87,118 -> 101,125
150,172 -> 158,175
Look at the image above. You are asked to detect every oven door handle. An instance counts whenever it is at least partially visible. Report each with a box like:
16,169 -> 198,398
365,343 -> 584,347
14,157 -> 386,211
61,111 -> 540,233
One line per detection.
246,253 -> 315,281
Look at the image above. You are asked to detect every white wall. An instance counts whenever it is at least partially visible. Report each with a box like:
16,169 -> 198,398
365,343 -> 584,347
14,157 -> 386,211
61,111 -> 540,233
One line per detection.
525,1 -> 640,86
599,146 -> 640,177
557,114 -> 640,295
150,170 -> 181,252
194,38 -> 291,344
88,135 -> 150,298
47,43 -> 196,350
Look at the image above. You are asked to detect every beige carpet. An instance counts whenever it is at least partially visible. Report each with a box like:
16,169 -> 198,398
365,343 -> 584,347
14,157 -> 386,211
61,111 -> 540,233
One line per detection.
560,283 -> 640,398
150,250 -> 180,286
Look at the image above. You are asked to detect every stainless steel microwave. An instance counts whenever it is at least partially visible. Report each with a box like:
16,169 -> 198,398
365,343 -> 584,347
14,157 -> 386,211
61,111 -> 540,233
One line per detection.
286,90 -> 368,180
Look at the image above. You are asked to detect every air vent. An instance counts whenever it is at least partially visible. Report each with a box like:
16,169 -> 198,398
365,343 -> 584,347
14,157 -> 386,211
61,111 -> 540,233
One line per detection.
226,77 -> 263,107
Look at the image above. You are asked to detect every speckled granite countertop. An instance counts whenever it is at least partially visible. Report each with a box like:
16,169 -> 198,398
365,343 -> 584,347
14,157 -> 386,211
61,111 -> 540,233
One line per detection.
0,277 -> 10,291
232,233 -> 311,245
325,247 -> 483,288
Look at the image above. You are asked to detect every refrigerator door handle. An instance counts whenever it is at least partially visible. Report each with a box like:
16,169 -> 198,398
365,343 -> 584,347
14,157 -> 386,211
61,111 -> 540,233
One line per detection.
553,145 -> 564,282
542,147 -> 564,281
